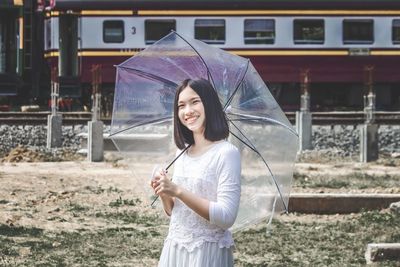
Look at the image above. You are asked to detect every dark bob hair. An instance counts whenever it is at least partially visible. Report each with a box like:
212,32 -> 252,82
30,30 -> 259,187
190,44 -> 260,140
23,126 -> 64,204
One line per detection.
173,78 -> 229,149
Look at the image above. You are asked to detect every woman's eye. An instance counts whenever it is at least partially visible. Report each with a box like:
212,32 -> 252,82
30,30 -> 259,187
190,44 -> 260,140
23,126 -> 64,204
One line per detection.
178,104 -> 184,109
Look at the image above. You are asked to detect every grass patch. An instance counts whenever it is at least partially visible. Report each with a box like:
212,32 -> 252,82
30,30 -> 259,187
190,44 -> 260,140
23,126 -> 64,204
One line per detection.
0,225 -> 43,237
94,211 -> 161,226
0,199 -> 9,204
109,197 -> 142,208
0,210 -> 399,266
68,203 -> 89,212
83,186 -> 105,194
293,172 -> 400,189
0,226 -> 164,266
233,210 -> 400,266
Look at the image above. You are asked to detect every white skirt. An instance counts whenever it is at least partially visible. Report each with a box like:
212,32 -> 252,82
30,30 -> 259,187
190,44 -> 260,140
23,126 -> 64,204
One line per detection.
158,239 -> 234,267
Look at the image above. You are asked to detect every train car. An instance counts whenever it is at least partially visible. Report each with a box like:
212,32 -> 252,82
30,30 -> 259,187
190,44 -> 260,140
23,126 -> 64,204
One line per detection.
0,0 -> 47,109
0,0 -> 24,109
42,0 -> 400,111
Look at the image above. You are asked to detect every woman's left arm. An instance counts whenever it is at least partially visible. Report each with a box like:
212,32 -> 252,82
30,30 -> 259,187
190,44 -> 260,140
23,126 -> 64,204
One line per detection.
208,147 -> 241,230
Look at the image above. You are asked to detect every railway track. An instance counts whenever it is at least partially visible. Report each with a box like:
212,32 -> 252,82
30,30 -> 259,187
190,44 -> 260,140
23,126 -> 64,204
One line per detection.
0,112 -> 110,125
0,111 -> 399,125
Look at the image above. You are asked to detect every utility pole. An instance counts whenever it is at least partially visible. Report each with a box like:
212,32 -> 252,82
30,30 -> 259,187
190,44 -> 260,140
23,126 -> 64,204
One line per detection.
360,65 -> 378,162
46,67 -> 62,148
87,64 -> 104,162
296,69 -> 312,151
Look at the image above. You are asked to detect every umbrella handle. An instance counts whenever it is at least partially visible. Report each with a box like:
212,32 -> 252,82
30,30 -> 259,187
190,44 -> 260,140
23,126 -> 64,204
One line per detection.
150,165 -> 165,207
150,194 -> 160,207
150,145 -> 191,208
150,175 -> 171,207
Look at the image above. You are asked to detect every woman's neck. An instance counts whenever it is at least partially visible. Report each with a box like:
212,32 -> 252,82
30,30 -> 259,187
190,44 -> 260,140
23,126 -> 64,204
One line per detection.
189,132 -> 215,156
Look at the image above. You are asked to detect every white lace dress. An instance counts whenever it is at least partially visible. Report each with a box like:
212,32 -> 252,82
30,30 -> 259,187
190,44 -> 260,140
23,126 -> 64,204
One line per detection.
158,141 -> 241,267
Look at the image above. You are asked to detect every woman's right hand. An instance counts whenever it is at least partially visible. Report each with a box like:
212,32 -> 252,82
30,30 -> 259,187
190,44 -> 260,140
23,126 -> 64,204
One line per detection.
152,169 -> 181,198
150,169 -> 161,192
150,168 -> 175,216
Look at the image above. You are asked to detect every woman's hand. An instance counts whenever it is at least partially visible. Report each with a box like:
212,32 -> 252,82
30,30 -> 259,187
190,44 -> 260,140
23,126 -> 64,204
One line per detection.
151,169 -> 180,197
150,169 -> 210,221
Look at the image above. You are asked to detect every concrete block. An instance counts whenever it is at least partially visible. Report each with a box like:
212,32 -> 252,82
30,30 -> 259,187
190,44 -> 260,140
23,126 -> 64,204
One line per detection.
79,132 -> 170,154
390,201 -> 400,214
360,124 -> 379,162
288,193 -> 400,214
365,243 -> 400,264
88,121 -> 104,162
46,114 -> 62,148
296,111 -> 312,151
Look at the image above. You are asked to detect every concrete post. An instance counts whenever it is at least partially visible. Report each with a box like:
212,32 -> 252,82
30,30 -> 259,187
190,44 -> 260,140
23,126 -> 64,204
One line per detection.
360,66 -> 378,162
46,114 -> 62,148
296,69 -> 312,152
296,111 -> 312,152
87,64 -> 104,162
360,123 -> 378,162
360,91 -> 378,162
88,120 -> 104,162
47,67 -> 62,148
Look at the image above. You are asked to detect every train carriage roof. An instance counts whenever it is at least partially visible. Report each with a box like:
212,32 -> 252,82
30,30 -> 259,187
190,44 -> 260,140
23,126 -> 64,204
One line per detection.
50,0 -> 400,10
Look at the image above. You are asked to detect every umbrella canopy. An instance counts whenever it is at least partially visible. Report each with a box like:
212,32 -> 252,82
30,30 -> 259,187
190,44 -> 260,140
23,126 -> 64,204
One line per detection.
110,31 -> 298,231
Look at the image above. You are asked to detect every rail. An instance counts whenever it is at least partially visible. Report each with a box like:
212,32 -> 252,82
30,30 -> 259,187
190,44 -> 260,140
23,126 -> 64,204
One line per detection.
0,111 -> 399,125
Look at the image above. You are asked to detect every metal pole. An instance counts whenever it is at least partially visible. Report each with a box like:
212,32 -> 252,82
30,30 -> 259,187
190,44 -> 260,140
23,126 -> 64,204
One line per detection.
364,65 -> 375,124
91,64 -> 102,121
300,69 -> 310,112
51,67 -> 59,116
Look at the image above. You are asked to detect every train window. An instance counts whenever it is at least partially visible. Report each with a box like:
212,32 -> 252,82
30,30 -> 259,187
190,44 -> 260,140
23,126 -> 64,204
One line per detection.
103,20 -> 124,43
343,19 -> 374,44
244,19 -> 275,44
145,20 -> 176,45
293,19 -> 324,44
393,20 -> 400,44
195,19 -> 225,44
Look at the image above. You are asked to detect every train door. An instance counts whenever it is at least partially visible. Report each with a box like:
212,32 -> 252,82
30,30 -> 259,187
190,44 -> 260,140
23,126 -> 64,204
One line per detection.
58,13 -> 80,96
0,13 -> 18,76
0,8 -> 21,98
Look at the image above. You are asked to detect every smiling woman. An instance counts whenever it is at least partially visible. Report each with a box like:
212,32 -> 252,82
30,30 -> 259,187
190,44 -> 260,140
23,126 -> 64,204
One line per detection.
173,79 -> 230,150
177,87 -> 205,134
150,78 -> 241,267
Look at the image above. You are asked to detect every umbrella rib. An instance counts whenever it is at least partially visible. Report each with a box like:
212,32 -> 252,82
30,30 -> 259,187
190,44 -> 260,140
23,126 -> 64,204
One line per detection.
229,119 -> 289,213
223,59 -> 250,111
172,30 -> 217,90
228,130 -> 258,154
228,112 -> 298,137
117,65 -> 178,88
109,116 -> 172,137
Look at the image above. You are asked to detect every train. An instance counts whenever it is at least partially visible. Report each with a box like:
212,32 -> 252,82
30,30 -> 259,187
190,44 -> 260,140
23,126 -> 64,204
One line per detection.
1,0 -> 400,112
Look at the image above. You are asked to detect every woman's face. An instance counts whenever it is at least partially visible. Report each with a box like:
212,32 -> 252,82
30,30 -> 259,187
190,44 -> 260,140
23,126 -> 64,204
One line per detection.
177,86 -> 205,134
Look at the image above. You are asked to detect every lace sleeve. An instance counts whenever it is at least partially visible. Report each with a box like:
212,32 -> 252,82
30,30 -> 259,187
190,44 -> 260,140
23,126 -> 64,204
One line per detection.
209,145 -> 241,229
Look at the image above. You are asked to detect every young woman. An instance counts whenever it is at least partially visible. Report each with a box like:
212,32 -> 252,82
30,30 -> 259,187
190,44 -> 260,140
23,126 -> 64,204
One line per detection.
150,78 -> 241,266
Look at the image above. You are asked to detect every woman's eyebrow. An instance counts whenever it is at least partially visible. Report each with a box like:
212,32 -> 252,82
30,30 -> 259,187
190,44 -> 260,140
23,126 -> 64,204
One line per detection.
178,96 -> 200,103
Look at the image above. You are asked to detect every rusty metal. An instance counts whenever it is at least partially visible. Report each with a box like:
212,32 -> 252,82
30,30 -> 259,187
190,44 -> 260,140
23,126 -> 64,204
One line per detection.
363,65 -> 376,124
300,68 -> 311,112
91,64 -> 102,121
50,67 -> 59,116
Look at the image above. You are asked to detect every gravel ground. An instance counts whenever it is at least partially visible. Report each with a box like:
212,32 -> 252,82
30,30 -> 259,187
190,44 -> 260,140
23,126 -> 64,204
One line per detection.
1,124 -> 399,163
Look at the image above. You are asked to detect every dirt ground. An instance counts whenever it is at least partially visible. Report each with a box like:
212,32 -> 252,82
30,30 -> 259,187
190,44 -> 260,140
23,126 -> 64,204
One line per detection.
1,159 -> 399,229
0,157 -> 399,266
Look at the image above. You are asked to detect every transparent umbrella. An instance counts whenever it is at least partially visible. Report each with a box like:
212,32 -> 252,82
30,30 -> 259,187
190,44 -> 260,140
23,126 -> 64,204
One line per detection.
110,31 -> 299,231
